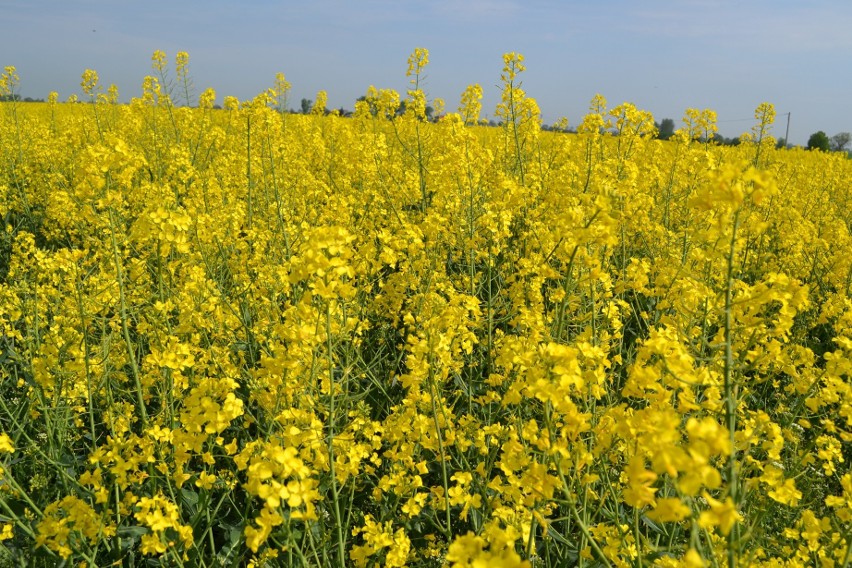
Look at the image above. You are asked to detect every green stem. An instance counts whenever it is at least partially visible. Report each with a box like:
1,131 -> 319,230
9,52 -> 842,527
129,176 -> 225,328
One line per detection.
325,304 -> 347,566
426,345 -> 453,540
108,208 -> 148,426
544,405 -> 611,567
74,272 -> 99,453
723,209 -> 742,568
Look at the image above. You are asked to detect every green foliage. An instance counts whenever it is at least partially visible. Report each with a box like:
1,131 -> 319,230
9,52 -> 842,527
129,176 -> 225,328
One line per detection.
807,130 -> 830,151
656,118 -> 675,140
830,131 -> 851,152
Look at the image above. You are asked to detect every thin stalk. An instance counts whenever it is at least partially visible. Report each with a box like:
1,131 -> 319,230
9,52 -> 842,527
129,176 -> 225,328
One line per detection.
246,114 -> 253,231
633,505 -> 644,568
723,209 -> 742,568
506,71 -> 525,186
553,450 -> 610,566
325,304 -> 347,566
262,123 -> 292,259
74,271 -> 99,453
426,346 -> 453,539
412,73 -> 428,211
108,208 -> 148,426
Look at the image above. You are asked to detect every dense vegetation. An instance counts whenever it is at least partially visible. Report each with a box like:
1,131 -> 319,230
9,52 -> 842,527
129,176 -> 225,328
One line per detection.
0,51 -> 850,567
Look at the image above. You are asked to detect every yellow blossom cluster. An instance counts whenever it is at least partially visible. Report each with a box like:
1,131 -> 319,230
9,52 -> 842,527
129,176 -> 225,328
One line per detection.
0,49 -> 850,566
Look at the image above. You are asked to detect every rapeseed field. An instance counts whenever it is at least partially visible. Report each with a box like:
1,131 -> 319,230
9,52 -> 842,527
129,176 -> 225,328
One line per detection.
0,51 -> 850,567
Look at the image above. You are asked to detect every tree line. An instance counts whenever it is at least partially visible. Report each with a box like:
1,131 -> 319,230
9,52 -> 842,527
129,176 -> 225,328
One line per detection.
0,94 -> 45,102
4,92 -> 849,154
805,130 -> 850,153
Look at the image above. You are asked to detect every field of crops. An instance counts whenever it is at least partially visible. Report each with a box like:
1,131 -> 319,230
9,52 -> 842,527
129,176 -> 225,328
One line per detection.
0,51 -> 851,567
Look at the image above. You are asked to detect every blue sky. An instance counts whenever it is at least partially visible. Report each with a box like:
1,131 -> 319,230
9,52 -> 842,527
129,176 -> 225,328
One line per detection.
3,0 -> 851,145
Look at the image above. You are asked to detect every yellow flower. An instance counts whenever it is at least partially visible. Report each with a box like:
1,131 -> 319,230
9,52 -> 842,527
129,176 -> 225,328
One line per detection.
623,455 -> 658,508
245,506 -> 283,552
0,432 -> 14,453
133,494 -> 192,555
647,497 -> 692,523
698,493 -> 742,536
406,47 -> 429,78
35,497 -> 107,559
140,532 -> 167,555
681,549 -> 709,568
446,532 -> 485,566
80,69 -> 99,97
386,528 -> 411,567
311,90 -> 327,115
459,83 -> 483,125
195,471 -> 217,490
151,49 -> 167,71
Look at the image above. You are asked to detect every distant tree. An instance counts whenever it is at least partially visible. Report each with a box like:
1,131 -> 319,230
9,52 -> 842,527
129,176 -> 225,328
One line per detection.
830,132 -> 851,152
807,131 -> 830,152
300,98 -> 312,114
712,133 -> 740,146
656,118 -> 675,140
776,137 -> 787,149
